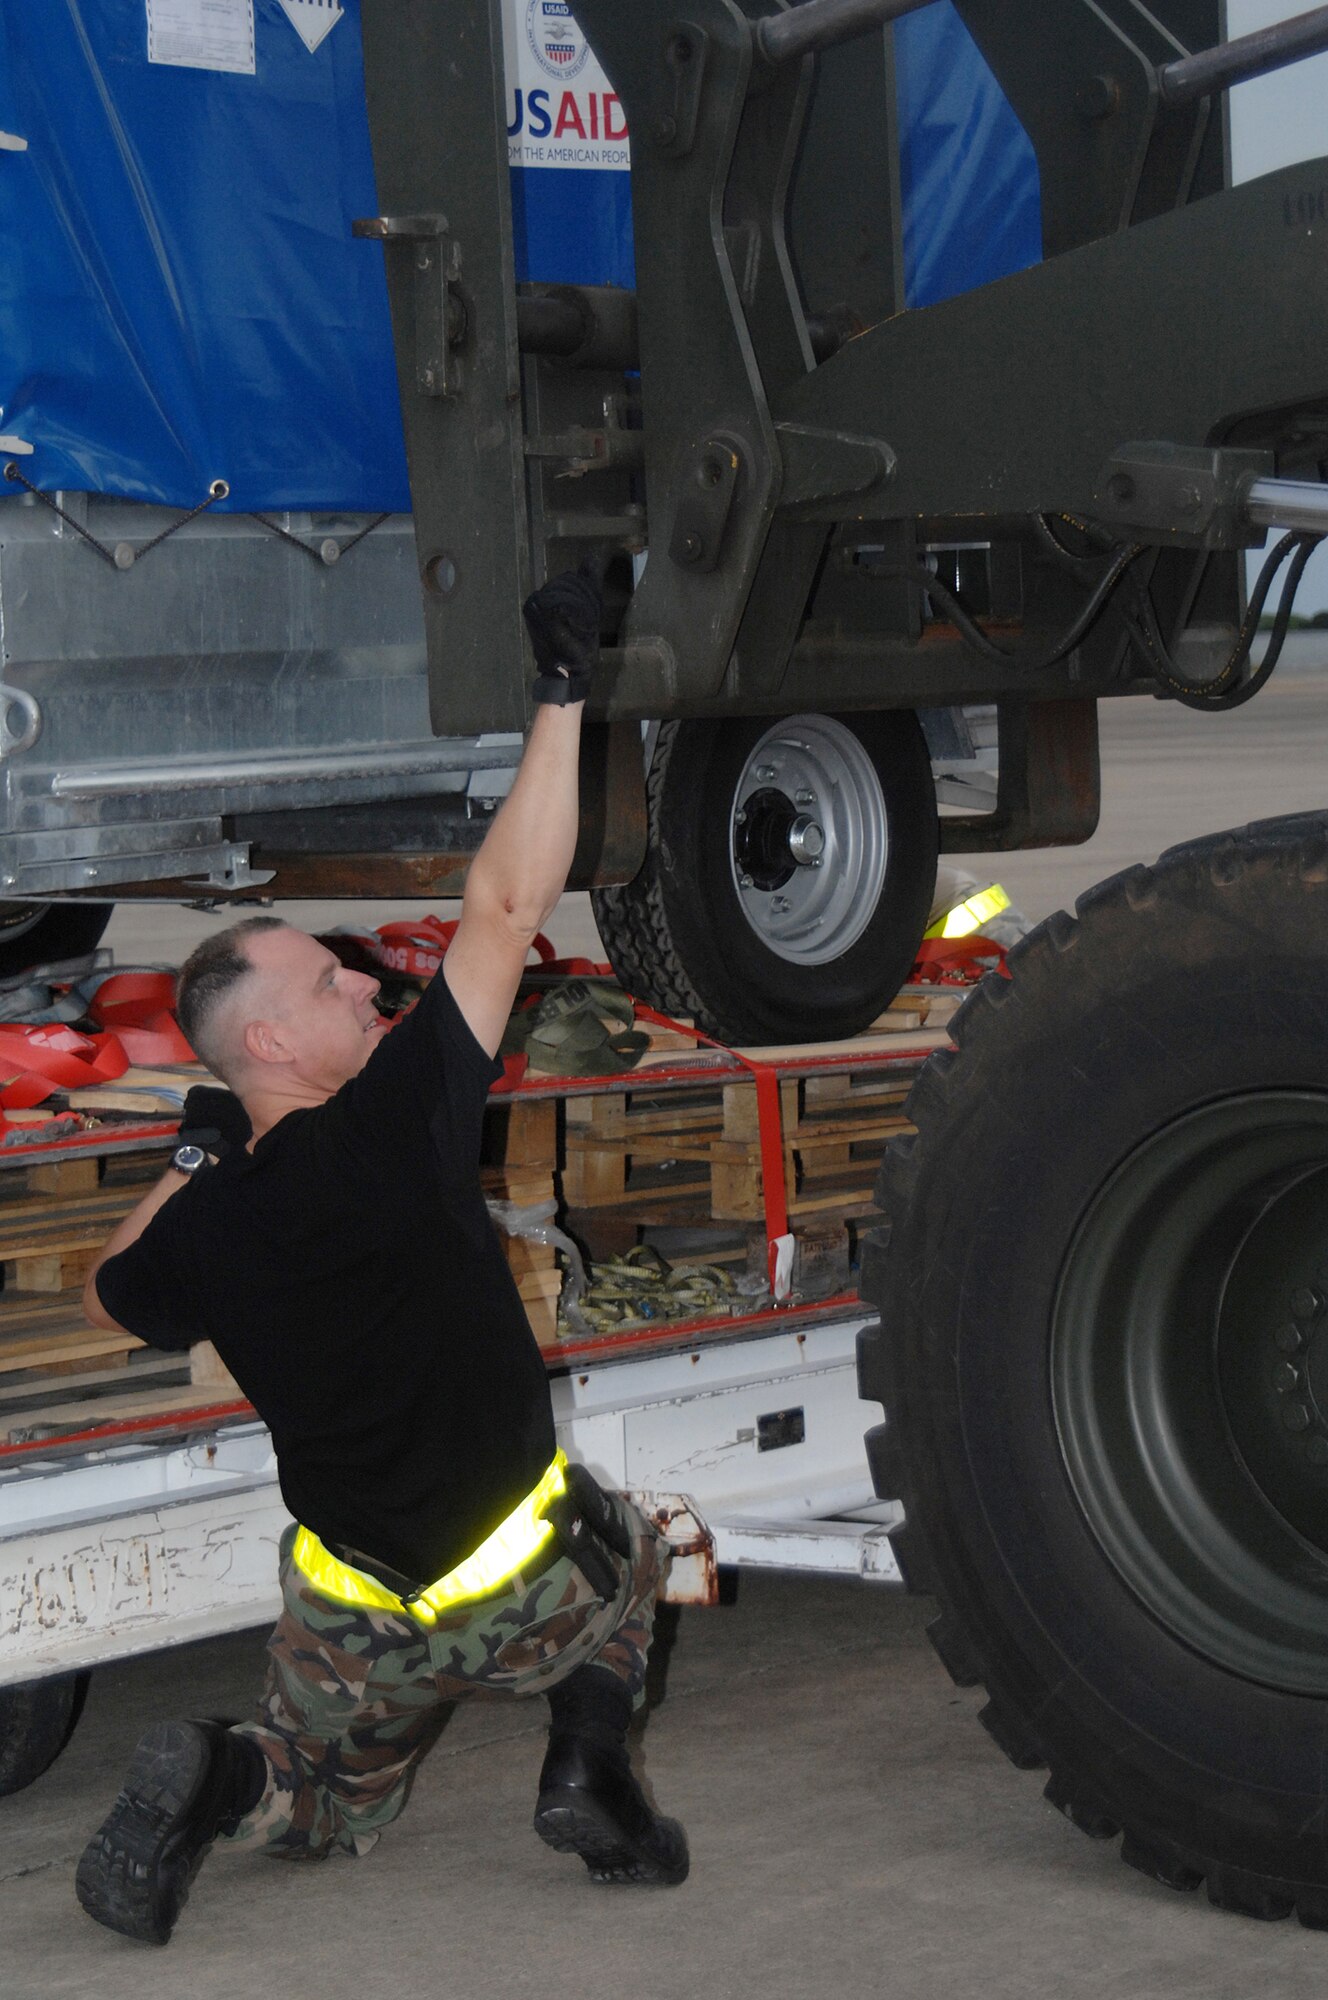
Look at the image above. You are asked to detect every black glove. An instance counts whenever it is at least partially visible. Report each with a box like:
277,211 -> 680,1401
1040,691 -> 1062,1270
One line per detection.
522,561 -> 602,706
178,1084 -> 252,1157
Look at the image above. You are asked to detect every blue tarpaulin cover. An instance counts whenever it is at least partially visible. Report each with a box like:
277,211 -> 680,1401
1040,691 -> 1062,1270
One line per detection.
0,0 -> 1039,511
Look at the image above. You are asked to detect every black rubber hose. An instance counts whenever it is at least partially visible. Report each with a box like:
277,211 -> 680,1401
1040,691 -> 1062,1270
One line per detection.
872,539 -> 1142,671
1127,531 -> 1322,711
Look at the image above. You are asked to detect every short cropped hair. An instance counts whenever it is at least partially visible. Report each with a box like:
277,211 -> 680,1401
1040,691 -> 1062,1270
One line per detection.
176,917 -> 288,1080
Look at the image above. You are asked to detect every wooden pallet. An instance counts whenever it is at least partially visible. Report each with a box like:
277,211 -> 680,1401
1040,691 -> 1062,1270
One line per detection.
0,1142 -> 243,1402
0,984 -> 958,1428
562,1071 -> 916,1222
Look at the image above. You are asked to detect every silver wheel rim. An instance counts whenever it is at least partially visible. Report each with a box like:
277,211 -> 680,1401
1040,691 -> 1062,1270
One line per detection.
728,716 -> 888,966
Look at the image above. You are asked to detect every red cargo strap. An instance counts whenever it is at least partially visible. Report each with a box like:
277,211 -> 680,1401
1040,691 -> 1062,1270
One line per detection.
84,971 -> 197,1063
0,971 -> 197,1129
630,1004 -> 793,1300
0,1023 -> 131,1109
366,917 -> 561,982
911,935 -> 1010,984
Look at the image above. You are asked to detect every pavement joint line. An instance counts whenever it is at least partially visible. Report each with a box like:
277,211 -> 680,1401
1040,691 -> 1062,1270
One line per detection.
0,1853 -> 78,1885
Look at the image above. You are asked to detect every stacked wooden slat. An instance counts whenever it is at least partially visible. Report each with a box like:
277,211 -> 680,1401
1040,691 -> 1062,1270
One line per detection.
0,1145 -> 239,1443
480,1097 -> 562,1346
550,989 -> 961,1319
0,982 -> 962,1433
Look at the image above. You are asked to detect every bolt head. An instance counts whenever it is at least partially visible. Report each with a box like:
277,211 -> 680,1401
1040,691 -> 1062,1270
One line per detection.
319,538 -> 341,566
1074,73 -> 1120,121
679,531 -> 703,562
738,873 -> 754,890
113,541 -> 136,570
655,114 -> 678,146
1283,1401 -> 1312,1433
1276,1323 -> 1305,1353
1273,1361 -> 1300,1394
1291,1286 -> 1322,1319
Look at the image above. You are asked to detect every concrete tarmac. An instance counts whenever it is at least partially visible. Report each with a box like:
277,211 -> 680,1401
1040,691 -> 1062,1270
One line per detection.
6,1575 -> 1328,2000
6,666 -> 1328,1995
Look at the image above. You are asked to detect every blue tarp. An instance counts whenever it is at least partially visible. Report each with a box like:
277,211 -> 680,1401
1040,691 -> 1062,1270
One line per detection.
0,0 -> 1039,511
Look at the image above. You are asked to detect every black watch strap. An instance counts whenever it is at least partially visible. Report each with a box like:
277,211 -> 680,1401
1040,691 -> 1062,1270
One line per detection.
532,671 -> 590,706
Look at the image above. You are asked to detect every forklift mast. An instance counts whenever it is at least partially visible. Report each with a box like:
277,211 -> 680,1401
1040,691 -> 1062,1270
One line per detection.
358,0 -> 1328,853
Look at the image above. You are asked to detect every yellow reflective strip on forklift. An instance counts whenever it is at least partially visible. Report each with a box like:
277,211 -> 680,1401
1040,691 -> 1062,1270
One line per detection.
291,1450 -> 568,1625
925,884 -> 1012,941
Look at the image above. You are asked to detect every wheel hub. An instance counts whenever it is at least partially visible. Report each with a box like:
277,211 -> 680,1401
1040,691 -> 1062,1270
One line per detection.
727,716 -> 888,967
1051,1093 -> 1328,1695
733,789 -> 826,892
1217,1171 -> 1328,1546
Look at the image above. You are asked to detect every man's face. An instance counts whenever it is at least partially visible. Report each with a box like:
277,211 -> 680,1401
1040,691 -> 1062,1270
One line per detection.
242,926 -> 387,1094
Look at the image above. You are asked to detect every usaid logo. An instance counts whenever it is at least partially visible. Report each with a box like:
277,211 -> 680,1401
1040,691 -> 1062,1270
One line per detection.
525,0 -> 590,80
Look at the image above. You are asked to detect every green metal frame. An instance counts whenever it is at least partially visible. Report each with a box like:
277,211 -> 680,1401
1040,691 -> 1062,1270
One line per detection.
358,0 -> 1327,848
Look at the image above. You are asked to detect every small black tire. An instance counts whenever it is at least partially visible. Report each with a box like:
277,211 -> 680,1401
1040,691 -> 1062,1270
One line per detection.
592,711 -> 938,1044
0,902 -> 112,979
0,1672 -> 91,1797
859,812 -> 1328,1923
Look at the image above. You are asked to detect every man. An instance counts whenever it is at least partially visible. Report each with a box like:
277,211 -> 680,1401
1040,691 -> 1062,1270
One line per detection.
74,569 -> 688,1948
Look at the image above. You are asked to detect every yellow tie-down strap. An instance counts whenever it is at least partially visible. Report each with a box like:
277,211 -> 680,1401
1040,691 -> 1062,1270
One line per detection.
292,1450 -> 568,1627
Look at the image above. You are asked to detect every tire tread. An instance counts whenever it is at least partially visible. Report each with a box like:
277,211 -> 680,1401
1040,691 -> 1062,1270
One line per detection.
860,813 -> 1328,1926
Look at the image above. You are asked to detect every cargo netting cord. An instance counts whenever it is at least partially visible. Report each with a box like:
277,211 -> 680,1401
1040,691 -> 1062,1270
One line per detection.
3,462 -> 229,567
249,510 -> 391,566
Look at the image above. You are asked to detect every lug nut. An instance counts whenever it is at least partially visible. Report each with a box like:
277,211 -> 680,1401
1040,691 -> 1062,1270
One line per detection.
1276,1324 -> 1305,1353
1273,1361 -> 1300,1394
1291,1286 -> 1322,1319
1283,1401 -> 1312,1432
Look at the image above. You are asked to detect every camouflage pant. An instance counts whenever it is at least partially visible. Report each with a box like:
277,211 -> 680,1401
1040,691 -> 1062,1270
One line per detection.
225,1486 -> 668,1860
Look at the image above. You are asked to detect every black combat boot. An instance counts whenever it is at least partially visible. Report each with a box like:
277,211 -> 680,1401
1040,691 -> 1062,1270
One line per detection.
76,1719 -> 267,1944
534,1663 -> 689,1886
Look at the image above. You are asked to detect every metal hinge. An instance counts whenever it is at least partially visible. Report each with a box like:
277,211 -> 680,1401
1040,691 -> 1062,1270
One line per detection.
353,213 -> 466,398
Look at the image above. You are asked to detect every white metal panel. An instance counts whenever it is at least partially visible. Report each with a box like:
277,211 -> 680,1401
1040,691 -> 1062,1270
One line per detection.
1,1483 -> 288,1686
0,1314 -> 895,1685
711,1516 -> 903,1583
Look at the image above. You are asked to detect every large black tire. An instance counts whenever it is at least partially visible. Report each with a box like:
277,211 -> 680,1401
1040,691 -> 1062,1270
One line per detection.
592,711 -> 938,1044
0,902 -> 112,979
859,813 -> 1328,1923
0,1673 -> 90,1797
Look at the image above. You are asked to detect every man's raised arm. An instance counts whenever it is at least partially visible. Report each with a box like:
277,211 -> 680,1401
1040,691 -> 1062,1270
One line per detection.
443,566 -> 602,1056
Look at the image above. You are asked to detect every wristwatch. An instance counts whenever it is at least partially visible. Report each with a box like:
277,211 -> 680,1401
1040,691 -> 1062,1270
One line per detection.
171,1143 -> 209,1177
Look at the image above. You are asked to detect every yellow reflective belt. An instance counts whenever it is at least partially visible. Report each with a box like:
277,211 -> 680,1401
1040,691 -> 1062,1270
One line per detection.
924,883 -> 1012,941
291,1450 -> 568,1627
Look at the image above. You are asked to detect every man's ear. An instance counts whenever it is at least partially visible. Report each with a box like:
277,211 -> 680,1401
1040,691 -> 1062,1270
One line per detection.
243,1017 -> 292,1068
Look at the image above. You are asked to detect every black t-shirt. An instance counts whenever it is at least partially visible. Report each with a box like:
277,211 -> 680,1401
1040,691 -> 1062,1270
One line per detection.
96,966 -> 556,1582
